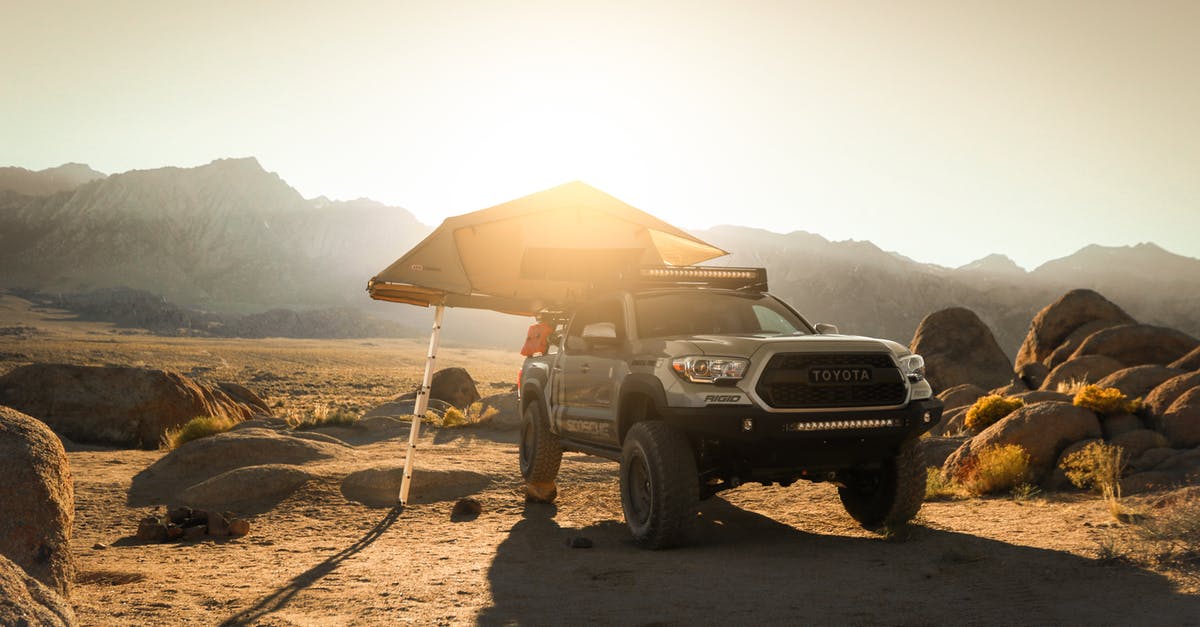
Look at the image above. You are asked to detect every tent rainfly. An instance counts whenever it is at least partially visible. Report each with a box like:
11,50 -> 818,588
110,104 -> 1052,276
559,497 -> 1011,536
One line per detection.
368,180 -> 727,505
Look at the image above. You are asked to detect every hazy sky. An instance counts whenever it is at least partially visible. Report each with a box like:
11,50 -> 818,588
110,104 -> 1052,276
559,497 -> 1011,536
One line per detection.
3,0 -> 1198,270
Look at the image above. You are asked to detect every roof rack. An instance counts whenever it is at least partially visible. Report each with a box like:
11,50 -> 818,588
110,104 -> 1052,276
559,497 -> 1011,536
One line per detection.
635,266 -> 768,292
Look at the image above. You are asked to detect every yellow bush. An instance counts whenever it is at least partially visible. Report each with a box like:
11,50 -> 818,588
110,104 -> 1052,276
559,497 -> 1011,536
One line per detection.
1073,385 -> 1139,415
161,415 -> 236,450
438,402 -> 499,428
293,406 -> 361,430
964,395 -> 1024,432
925,467 -> 961,501
963,444 -> 1031,496
1061,441 -> 1127,494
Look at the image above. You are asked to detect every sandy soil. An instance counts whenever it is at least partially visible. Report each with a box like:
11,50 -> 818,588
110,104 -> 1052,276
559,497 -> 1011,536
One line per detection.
4,293 -> 1200,625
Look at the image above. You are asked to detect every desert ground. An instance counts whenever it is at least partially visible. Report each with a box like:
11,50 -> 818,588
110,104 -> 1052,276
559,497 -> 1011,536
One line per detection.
3,293 -> 1200,625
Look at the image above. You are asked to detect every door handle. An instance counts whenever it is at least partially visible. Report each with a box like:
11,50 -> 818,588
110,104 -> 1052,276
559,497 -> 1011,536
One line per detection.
579,363 -> 591,373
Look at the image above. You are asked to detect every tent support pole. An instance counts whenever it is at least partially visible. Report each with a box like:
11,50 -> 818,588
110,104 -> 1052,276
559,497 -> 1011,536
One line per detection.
400,303 -> 445,506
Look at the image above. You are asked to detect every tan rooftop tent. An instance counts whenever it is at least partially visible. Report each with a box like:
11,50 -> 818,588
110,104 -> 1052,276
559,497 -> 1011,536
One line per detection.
367,181 -> 726,504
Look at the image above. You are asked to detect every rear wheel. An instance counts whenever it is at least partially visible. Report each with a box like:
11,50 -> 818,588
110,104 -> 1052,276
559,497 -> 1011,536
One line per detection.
837,438 -> 924,530
519,401 -> 561,502
620,421 -> 699,549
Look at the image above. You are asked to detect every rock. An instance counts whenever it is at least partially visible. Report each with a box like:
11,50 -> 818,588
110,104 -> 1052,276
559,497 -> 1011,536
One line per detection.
918,436 -> 968,469
938,406 -> 969,436
429,367 -> 481,409
340,466 -> 491,507
215,382 -> 272,416
910,308 -> 1012,393
1014,289 -> 1135,371
937,384 -> 987,411
228,519 -> 250,537
288,431 -> 354,447
1069,324 -> 1200,367
0,554 -> 75,627
207,509 -> 230,533
478,392 -> 520,429
1132,447 -> 1178,473
229,417 -> 290,432
182,525 -> 207,541
1110,429 -> 1168,462
1121,471 -> 1181,495
133,428 -> 346,492
1016,362 -> 1050,390
1151,448 -> 1200,473
1012,390 -> 1071,405
1101,413 -> 1142,439
1142,372 -> 1200,419
168,507 -> 192,525
1041,355 -> 1124,392
942,401 -> 1102,483
1158,387 -> 1200,448
1045,319 -> 1135,371
990,381 -> 1029,396
0,364 -> 270,448
180,464 -> 315,512
0,406 -> 74,597
450,498 -> 482,521
136,518 -> 167,543
1095,366 -> 1185,401
1169,346 -> 1200,371
166,526 -> 184,540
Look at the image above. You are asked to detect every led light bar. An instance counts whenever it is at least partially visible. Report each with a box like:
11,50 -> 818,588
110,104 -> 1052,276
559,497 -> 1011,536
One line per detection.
638,266 -> 768,292
783,418 -> 903,432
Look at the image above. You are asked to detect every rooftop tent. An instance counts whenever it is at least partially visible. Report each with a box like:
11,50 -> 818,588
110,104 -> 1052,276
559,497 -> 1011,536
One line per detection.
367,181 -> 727,505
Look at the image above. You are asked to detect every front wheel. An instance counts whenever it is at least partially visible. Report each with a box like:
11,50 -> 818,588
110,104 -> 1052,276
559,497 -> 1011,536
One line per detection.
620,421 -> 699,549
519,401 -> 561,502
837,438 -> 925,530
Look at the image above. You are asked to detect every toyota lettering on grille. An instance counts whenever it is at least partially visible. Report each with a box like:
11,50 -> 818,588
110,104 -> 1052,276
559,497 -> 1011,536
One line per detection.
808,366 -> 873,384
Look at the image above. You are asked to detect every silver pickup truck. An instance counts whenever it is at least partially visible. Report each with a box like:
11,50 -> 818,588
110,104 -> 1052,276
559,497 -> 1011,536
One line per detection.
517,266 -> 943,548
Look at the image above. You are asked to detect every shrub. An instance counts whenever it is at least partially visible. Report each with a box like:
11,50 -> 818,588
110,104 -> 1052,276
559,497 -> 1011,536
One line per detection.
438,402 -> 499,428
963,444 -> 1031,496
161,415 -> 236,450
1061,441 -> 1127,494
925,467 -> 961,501
964,395 -> 1024,432
1073,385 -> 1139,416
293,406 -> 361,430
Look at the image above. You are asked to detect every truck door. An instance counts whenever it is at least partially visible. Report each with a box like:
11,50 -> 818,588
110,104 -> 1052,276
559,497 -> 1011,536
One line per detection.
559,297 -> 626,445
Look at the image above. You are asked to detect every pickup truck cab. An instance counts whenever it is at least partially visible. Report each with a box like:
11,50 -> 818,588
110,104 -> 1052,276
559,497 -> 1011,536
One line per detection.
518,267 -> 943,548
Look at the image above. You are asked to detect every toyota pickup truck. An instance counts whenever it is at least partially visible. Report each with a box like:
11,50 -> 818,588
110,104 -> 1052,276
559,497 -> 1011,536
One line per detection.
517,266 -> 943,548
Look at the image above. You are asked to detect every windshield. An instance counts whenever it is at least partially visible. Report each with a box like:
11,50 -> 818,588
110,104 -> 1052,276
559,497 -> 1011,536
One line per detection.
634,292 -> 811,338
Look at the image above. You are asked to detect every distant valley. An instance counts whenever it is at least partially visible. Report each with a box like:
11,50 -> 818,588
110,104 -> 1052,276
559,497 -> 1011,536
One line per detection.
2,159 -> 1198,355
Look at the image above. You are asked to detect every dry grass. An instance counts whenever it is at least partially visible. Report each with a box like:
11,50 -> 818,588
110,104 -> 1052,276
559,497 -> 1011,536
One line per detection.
964,395 -> 1024,433
160,415 -> 237,449
962,444 -> 1032,496
924,467 -> 963,501
437,401 -> 499,428
1060,441 -> 1130,521
1055,378 -> 1090,395
1094,491 -> 1200,573
1073,384 -> 1139,416
291,405 -> 362,430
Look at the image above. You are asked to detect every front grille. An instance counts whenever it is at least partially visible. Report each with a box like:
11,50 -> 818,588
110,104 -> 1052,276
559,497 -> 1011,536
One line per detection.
755,352 -> 907,409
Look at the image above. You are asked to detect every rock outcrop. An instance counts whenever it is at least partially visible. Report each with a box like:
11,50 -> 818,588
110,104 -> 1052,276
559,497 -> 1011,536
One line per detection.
1159,388 -> 1200,448
1040,355 -> 1124,391
0,554 -> 75,626
1014,289 -> 1135,370
0,364 -> 270,448
943,401 -> 1102,482
1069,324 -> 1200,367
0,406 -> 74,597
1143,372 -> 1200,418
429,367 -> 481,409
910,307 -> 1012,393
1094,366 -> 1185,400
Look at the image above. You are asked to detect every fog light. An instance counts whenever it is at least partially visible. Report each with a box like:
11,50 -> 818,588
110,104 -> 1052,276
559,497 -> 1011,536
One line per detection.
742,418 -> 754,432
923,411 -> 933,423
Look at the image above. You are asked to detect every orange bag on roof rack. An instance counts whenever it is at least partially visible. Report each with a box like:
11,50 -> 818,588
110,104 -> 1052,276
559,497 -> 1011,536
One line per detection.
520,322 -> 554,357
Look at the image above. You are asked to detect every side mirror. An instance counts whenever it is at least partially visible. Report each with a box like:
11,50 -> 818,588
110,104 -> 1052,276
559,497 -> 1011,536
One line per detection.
815,323 -> 839,335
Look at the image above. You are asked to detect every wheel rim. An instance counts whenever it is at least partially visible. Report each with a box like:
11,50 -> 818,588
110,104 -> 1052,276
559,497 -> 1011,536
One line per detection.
628,451 -> 653,525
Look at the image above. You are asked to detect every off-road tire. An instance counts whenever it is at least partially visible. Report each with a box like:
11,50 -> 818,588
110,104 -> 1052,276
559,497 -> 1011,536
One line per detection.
837,437 -> 924,530
619,421 -> 699,549
519,401 -> 561,483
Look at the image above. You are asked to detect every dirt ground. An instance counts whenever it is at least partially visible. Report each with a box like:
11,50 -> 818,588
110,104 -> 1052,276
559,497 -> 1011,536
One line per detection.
4,293 -> 1200,625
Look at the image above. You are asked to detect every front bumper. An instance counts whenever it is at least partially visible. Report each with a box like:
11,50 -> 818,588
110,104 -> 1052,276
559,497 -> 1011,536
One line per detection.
657,397 -> 943,443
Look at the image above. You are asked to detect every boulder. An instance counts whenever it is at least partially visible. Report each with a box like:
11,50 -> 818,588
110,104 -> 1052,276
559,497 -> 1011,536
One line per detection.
1094,366 -> 1185,401
1169,346 -> 1200,371
0,406 -> 74,597
0,364 -> 270,448
130,428 -> 348,504
1109,429 -> 1167,461
1152,447 -> 1200,473
340,466 -> 490,507
429,367 -> 481,409
1121,471 -> 1182,495
942,401 -> 1102,483
1045,319 -> 1133,370
918,436 -> 968,469
1016,362 -> 1049,390
180,464 -> 315,512
1101,413 -> 1142,439
910,308 -> 1012,393
933,405 -> 969,436
1041,355 -> 1124,392
1142,372 -> 1200,419
1133,447 -> 1178,472
990,381 -> 1029,396
1014,289 -> 1135,371
1012,390 -> 1071,405
1158,387 -> 1200,448
937,384 -> 987,411
1069,324 -> 1200,367
0,554 -> 75,627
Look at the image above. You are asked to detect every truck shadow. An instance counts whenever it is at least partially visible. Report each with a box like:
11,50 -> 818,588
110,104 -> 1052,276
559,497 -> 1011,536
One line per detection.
479,498 -> 1200,625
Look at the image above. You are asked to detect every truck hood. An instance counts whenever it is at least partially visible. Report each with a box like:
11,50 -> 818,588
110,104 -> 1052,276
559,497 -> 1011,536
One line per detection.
661,334 -> 912,360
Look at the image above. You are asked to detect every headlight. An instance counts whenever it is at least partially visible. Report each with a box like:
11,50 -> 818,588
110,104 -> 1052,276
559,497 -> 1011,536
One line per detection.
671,356 -> 749,384
898,354 -> 925,382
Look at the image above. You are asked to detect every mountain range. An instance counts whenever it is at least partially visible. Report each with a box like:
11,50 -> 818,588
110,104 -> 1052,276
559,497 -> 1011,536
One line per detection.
2,159 -> 1198,355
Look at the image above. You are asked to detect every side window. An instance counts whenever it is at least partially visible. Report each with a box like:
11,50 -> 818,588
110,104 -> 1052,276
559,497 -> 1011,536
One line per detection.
753,305 -> 795,334
567,299 -> 626,345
